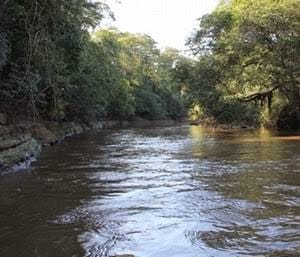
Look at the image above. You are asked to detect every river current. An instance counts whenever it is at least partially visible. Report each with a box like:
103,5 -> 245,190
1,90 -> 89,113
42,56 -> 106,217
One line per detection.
0,126 -> 299,257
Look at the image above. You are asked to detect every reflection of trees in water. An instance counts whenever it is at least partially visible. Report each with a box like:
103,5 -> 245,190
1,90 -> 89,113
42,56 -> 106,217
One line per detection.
1,127 -> 299,257
188,126 -> 300,256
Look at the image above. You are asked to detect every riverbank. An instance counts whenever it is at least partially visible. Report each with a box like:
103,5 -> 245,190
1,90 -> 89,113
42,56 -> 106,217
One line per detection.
190,117 -> 259,132
0,117 -> 184,175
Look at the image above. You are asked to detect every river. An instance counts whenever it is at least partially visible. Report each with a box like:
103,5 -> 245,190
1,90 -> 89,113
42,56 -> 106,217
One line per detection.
0,126 -> 299,257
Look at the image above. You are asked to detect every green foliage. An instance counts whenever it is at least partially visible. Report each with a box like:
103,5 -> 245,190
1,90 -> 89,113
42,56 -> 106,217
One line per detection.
0,0 -> 111,120
134,87 -> 166,119
184,54 -> 260,125
188,0 -> 300,127
0,2 -> 186,121
94,30 -> 186,120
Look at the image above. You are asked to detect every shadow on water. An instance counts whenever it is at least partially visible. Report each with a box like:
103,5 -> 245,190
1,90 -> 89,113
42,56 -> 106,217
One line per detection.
0,132 -> 117,257
0,126 -> 299,257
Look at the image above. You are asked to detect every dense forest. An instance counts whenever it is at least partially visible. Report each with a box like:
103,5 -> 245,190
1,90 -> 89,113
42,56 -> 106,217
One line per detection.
0,0 -> 187,122
0,0 -> 299,129
187,0 -> 300,129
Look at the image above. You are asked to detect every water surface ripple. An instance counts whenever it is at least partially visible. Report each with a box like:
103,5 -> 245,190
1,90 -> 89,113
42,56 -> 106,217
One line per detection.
0,126 -> 300,257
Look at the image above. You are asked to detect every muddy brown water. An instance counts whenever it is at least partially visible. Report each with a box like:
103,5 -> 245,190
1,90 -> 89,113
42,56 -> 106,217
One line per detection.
0,126 -> 299,257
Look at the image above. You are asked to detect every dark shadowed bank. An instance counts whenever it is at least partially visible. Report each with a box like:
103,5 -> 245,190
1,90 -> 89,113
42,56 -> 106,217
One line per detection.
0,117 -> 185,175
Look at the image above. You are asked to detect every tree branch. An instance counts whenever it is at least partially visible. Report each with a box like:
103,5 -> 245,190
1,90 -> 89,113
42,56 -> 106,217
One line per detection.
239,84 -> 281,103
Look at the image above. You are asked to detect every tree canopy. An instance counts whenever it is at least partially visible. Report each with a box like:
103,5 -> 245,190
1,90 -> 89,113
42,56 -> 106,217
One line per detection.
0,1 -> 187,122
1,0 -> 299,129
188,0 -> 300,128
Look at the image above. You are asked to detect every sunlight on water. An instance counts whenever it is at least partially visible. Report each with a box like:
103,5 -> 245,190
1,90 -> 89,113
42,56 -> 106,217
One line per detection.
0,126 -> 299,257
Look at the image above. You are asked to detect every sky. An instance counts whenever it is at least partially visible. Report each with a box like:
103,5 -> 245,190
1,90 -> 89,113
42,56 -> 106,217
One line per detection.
103,0 -> 220,52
